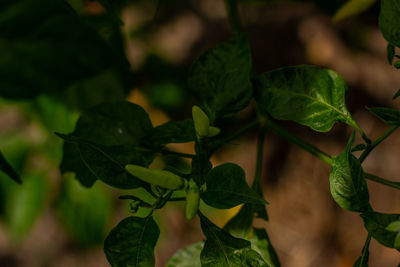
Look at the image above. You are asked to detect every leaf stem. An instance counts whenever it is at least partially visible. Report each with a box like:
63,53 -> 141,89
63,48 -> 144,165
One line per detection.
224,0 -> 242,33
364,173 -> 400,190
356,234 -> 371,266
263,118 -> 400,190
352,122 -> 371,145
264,118 -> 333,165
359,125 -> 399,163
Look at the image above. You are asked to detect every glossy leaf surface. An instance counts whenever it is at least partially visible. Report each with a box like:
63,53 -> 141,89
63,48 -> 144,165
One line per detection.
104,216 -> 160,267
254,65 -> 358,132
329,133 -> 370,212
201,163 -> 268,209
188,34 -> 253,121
199,213 -> 267,267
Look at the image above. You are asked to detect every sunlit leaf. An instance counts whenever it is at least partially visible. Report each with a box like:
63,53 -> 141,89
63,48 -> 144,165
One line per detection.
254,65 -> 359,132
329,132 -> 370,212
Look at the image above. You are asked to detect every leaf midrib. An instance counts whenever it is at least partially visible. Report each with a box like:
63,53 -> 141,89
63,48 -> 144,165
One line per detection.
267,87 -> 351,121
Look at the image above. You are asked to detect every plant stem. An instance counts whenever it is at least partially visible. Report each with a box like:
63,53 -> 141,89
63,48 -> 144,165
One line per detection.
252,125 -> 266,195
264,118 -> 333,165
359,125 -> 399,163
224,0 -> 242,33
364,173 -> 400,190
264,118 -> 400,190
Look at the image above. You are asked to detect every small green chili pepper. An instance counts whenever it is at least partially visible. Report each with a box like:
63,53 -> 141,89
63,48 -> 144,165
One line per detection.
184,179 -> 200,220
208,126 -> 220,137
125,164 -> 185,190
192,105 -> 210,138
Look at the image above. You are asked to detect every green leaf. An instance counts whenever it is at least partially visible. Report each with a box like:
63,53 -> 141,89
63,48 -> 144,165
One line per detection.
224,204 -> 258,238
104,216 -> 160,267
56,174 -> 112,246
387,43 -> 396,65
0,151 -> 21,184
142,119 -> 196,148
72,102 -> 153,146
368,107 -> 400,126
0,0 -> 129,101
199,213 -> 268,267
254,65 -> 359,132
59,102 -> 155,187
250,228 -> 281,267
353,235 -> 371,267
2,173 -> 48,241
188,33 -> 253,121
379,0 -> 400,47
58,134 -> 152,189
201,163 -> 268,209
332,0 -> 377,22
167,241 -> 204,267
224,202 -> 269,238
329,132 -> 370,212
361,211 -> 400,251
386,221 -> 400,232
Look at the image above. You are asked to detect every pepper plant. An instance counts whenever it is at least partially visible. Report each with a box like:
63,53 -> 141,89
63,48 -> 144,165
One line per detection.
1,0 -> 400,266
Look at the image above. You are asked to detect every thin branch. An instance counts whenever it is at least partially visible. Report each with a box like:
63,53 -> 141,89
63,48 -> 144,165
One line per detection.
359,125 -> 399,163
